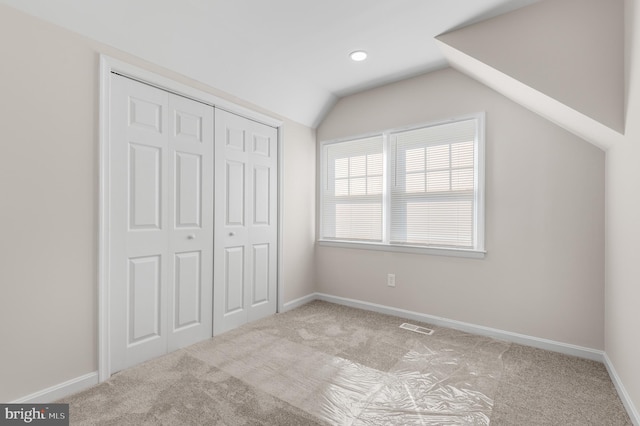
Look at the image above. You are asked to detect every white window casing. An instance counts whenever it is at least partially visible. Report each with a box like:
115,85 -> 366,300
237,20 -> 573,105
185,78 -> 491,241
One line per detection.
319,113 -> 486,259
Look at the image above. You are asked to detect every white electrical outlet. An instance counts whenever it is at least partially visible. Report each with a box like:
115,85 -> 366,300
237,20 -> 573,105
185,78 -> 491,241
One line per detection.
387,273 -> 396,287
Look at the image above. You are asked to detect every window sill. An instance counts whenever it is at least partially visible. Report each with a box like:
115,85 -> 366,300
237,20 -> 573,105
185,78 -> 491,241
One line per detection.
317,240 -> 486,259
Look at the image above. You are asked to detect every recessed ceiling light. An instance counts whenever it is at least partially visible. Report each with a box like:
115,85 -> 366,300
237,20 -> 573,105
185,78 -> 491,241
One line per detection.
349,50 -> 368,62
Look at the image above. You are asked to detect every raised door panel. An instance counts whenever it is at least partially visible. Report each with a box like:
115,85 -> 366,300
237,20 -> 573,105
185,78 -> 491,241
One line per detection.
174,110 -> 203,143
174,152 -> 202,228
252,133 -> 270,157
129,97 -> 163,133
226,161 -> 245,226
128,256 -> 162,344
226,127 -> 245,151
224,247 -> 245,314
253,166 -> 270,226
251,244 -> 269,306
129,143 -> 162,230
174,251 -> 201,330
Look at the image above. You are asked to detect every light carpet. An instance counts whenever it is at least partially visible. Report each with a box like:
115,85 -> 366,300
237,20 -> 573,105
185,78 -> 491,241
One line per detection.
62,301 -> 631,425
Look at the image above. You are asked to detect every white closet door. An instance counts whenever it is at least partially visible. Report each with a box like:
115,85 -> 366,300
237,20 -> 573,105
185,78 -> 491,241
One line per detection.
214,109 -> 278,335
166,94 -> 214,351
110,75 -> 213,373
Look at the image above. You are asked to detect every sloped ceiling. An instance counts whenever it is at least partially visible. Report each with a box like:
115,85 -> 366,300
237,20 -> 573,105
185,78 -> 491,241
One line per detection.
436,0 -> 625,150
0,0 -> 540,128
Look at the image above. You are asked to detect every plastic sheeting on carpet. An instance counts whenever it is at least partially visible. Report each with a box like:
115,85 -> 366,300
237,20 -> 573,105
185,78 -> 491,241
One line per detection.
187,330 -> 509,425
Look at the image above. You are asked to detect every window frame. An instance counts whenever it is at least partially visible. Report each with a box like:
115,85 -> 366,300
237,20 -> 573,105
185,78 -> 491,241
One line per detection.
318,113 -> 486,259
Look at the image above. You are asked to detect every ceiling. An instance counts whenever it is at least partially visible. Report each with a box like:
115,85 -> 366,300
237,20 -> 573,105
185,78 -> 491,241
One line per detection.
1,0 -> 539,127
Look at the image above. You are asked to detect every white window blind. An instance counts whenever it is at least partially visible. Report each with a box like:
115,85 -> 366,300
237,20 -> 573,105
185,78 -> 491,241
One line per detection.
321,136 -> 384,242
390,119 -> 477,248
320,115 -> 484,256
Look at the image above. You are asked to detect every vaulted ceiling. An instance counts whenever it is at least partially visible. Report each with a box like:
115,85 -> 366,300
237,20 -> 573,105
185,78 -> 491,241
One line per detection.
1,0 -> 624,147
0,0 -> 540,127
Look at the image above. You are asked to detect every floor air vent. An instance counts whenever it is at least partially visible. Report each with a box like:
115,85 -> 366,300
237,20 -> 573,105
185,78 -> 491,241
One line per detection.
399,323 -> 434,335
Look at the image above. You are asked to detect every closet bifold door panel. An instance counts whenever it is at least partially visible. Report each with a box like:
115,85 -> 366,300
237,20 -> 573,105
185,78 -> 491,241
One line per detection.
213,109 -> 278,335
109,74 -> 214,373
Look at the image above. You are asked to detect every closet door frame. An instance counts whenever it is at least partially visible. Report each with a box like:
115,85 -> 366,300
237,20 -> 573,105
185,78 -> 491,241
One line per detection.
98,55 -> 284,382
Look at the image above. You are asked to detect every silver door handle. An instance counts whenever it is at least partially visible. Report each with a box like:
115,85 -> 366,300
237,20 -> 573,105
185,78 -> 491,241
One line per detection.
229,232 -> 235,236
187,234 -> 196,240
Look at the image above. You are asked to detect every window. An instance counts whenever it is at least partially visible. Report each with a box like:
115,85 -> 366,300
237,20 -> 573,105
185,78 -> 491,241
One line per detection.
322,135 -> 384,242
320,114 -> 485,258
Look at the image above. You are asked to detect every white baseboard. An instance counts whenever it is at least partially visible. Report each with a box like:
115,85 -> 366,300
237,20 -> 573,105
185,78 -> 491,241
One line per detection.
9,297 -> 637,424
313,292 -> 604,362
604,353 -> 640,425
282,293 -> 317,312
314,293 -> 639,423
11,371 -> 98,403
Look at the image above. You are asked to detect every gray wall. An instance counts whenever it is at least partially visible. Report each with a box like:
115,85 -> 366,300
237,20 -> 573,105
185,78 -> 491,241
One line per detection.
604,0 -> 640,414
0,5 -> 316,402
317,67 -> 605,350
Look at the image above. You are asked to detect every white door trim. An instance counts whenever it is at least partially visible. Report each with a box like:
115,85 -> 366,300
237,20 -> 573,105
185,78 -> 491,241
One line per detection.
98,54 -> 284,382
276,127 -> 285,314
